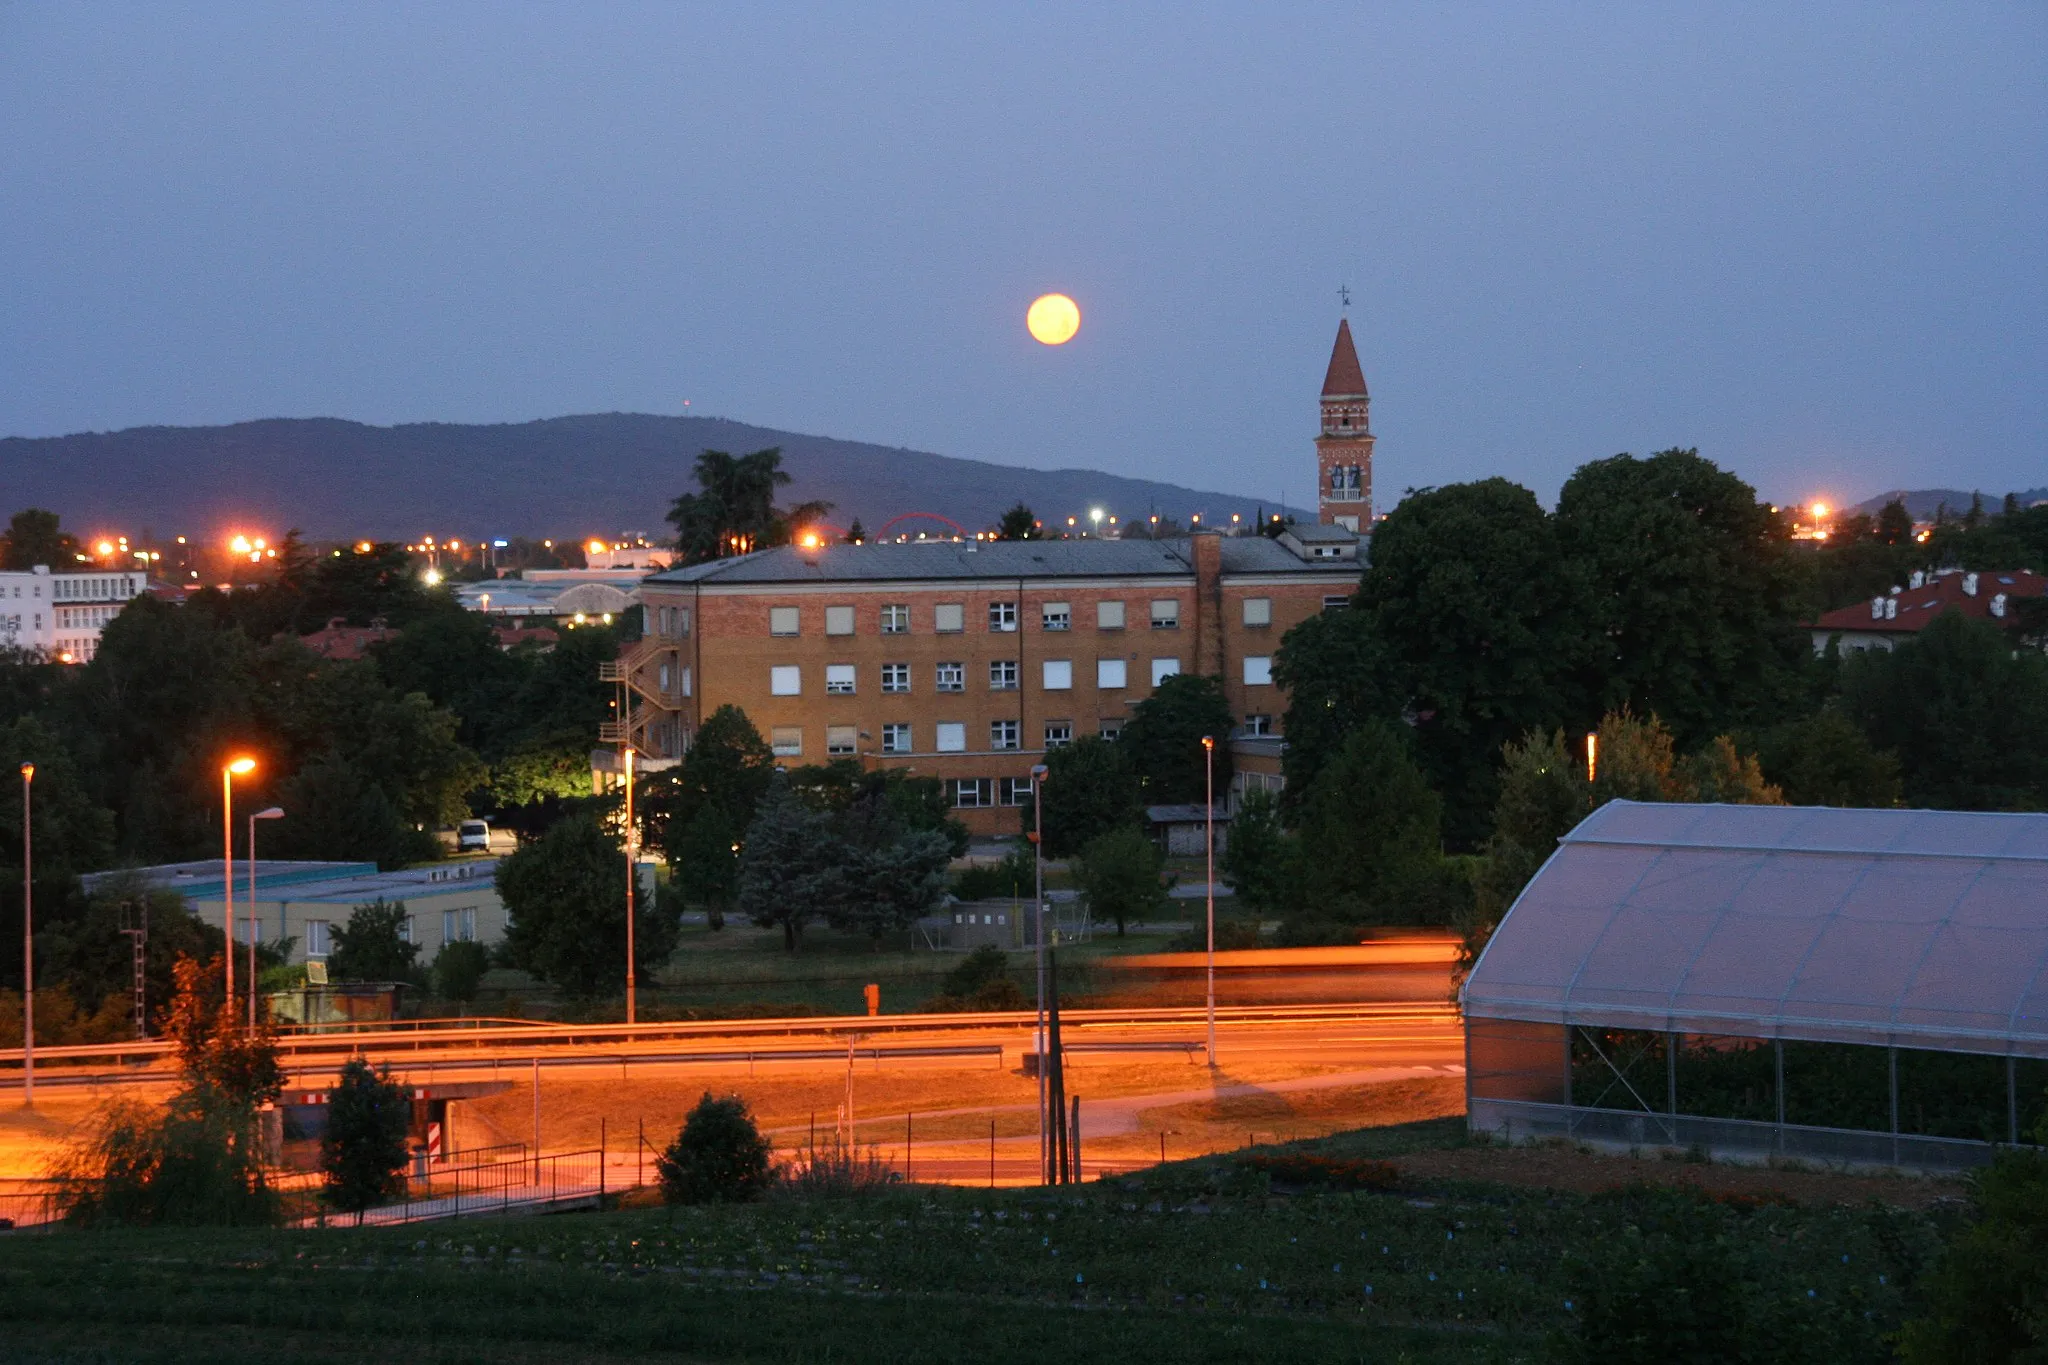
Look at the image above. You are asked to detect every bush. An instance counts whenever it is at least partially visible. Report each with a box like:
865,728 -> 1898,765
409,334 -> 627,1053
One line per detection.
1167,919 -> 1264,952
951,844 -> 1035,901
321,1058 -> 412,1222
920,945 -> 1029,1012
1238,1153 -> 1397,1191
656,1093 -> 773,1204
52,1097 -> 279,1228
778,1135 -> 901,1199
1898,1147 -> 2048,1363
431,939 -> 491,1003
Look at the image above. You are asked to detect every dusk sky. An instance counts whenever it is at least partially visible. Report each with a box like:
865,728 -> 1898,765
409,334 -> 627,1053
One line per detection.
2,4 -> 2041,511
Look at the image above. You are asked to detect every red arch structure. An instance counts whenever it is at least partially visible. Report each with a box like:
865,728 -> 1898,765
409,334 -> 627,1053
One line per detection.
876,511 -> 969,539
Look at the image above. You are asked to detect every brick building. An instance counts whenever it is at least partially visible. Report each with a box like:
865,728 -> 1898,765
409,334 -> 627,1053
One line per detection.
1316,316 -> 1374,530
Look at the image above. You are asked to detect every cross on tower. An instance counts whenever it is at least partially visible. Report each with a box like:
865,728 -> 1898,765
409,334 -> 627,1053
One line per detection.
1337,284 -> 1351,310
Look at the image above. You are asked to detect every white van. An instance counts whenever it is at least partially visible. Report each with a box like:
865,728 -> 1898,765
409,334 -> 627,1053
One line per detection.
456,819 -> 491,853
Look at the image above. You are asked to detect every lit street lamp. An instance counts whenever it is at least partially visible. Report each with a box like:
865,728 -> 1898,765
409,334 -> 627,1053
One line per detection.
1030,762 -> 1050,1182
1202,736 -> 1216,1068
221,757 -> 256,1021
623,746 -> 637,1026
247,806 -> 284,1028
20,762 -> 33,1109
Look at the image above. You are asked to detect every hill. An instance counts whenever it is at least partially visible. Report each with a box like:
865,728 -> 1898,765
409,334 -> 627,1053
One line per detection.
0,414 -> 1298,542
1853,487 -> 2048,520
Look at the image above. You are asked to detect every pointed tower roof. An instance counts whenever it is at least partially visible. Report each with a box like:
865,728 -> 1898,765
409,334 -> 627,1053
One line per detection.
1321,318 -> 1368,399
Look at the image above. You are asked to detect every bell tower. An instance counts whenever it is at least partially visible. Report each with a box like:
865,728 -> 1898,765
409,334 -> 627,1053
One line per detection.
1315,317 -> 1373,530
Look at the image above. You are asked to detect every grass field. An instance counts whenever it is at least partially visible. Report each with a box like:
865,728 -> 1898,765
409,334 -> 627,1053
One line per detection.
0,1120 -> 1951,1364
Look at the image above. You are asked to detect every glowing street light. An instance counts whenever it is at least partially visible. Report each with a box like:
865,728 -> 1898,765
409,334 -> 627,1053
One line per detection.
221,757 -> 256,1020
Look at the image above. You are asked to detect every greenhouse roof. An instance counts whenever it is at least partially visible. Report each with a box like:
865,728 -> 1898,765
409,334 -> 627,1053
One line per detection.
1462,801 -> 2048,1057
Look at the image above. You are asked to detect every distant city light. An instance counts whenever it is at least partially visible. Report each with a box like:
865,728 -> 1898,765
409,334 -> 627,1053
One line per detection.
588,540 -> 607,556
1809,502 -> 1830,520
229,535 -> 252,554
797,531 -> 822,549
356,541 -> 372,553
422,567 -> 443,586
94,540 -> 114,555
492,539 -> 508,548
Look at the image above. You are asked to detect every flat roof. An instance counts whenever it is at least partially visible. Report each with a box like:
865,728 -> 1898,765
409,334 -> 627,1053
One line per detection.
1464,801 -> 2048,1057
85,859 -> 500,906
647,535 -> 1359,586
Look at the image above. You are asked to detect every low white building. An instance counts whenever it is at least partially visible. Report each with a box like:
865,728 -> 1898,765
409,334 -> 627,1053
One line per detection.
0,565 -> 149,662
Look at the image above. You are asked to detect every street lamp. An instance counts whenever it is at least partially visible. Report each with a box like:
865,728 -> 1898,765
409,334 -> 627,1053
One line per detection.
1202,737 -> 1216,1068
221,757 -> 256,1021
1030,762 -> 1050,1183
247,806 -> 284,1028
623,746 -> 637,1026
20,762 -> 33,1109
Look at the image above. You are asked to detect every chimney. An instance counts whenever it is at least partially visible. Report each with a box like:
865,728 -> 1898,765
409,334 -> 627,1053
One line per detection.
1963,572 -> 1979,597
1870,596 -> 1884,620
1192,531 -> 1225,678
1884,597 -> 1898,620
1993,593 -> 2009,619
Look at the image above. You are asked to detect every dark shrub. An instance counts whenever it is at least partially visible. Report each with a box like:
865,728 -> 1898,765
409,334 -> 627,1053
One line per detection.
657,1093 -> 773,1204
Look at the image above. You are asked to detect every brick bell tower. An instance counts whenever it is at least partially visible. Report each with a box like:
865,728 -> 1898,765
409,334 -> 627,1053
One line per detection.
1315,317 -> 1373,530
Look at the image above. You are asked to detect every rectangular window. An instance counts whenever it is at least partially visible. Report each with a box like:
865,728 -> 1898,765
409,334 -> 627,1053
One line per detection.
1244,713 -> 1273,737
951,778 -> 992,809
1242,596 -> 1272,627
826,663 -> 856,694
825,605 -> 855,636
880,604 -> 910,634
1151,599 -> 1180,629
936,722 -> 967,753
1041,601 -> 1070,631
935,603 -> 965,633
770,606 -> 800,636
1042,659 -> 1072,690
989,659 -> 1018,690
1242,655 -> 1273,686
1000,776 -> 1035,806
882,723 -> 912,754
936,662 -> 965,692
1323,594 -> 1350,612
990,720 -> 1020,750
397,915 -> 414,945
441,908 -> 476,943
1099,718 -> 1124,742
771,726 -> 803,757
305,919 -> 331,957
988,601 -> 1018,632
1097,658 -> 1127,690
827,725 -> 858,756
880,663 -> 910,693
1098,600 -> 1125,629
1044,722 -> 1072,749
771,664 -> 802,696
1151,658 -> 1181,686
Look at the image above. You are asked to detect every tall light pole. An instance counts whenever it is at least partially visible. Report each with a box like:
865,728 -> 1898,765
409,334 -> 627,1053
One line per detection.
20,762 -> 34,1109
221,757 -> 256,1021
1203,736 -> 1216,1069
1030,762 -> 1050,1183
247,806 -> 284,1029
623,746 -> 637,1025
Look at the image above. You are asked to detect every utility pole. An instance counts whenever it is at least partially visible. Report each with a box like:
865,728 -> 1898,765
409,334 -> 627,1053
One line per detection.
20,762 -> 33,1109
248,806 -> 283,1029
623,746 -> 637,1025
1030,763 -> 1049,1183
1203,736 -> 1217,1068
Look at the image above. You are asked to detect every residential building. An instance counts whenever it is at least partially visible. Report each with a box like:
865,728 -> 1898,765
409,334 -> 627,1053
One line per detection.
0,565 -> 149,662
1808,567 -> 2046,654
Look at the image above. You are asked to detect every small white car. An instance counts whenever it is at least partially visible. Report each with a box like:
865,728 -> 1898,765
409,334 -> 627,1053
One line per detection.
456,819 -> 491,853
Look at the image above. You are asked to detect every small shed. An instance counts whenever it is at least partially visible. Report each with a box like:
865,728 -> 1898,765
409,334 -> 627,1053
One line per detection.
1146,804 -> 1231,858
1464,801 -> 2048,1170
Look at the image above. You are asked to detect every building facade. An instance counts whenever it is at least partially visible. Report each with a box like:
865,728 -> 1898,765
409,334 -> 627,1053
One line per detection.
628,529 -> 1360,833
1807,567 -> 2046,654
0,566 -> 149,662
1315,317 -> 1374,530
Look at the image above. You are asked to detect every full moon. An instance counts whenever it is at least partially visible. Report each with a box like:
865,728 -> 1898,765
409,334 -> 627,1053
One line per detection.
1026,293 -> 1081,346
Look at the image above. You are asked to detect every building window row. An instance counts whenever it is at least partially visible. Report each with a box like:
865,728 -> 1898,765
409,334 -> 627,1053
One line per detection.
773,719 -> 1101,760
754,596 -> 1250,637
759,655 -> 1278,696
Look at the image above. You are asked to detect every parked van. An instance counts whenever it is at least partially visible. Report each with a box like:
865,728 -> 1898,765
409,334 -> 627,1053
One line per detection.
456,819 -> 491,853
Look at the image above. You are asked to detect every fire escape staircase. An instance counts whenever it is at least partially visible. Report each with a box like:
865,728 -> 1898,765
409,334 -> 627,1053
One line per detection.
597,632 -> 687,754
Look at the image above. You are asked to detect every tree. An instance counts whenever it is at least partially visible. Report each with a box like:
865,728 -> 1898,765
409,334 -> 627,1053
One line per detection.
327,899 -> 421,983
1272,602 -> 1397,807
0,717 -> 116,989
1840,611 -> 2048,811
671,804 -> 743,931
734,777 -> 836,952
666,448 -> 794,563
1469,729 -> 1590,981
1292,721 -> 1454,928
1073,826 -> 1170,936
1,507 -> 81,570
646,704 -> 773,851
1555,449 -> 1807,747
370,608 -> 523,758
1749,709 -> 1902,808
843,518 -> 867,545
320,1058 -> 411,1223
431,939 -> 490,1004
1218,787 -> 1293,913
269,755 -> 430,870
1119,673 -> 1234,804
498,806 -> 678,996
1346,478 -> 1597,846
1876,498 -> 1914,546
995,503 -> 1038,540
1898,1148 -> 2048,1364
825,829 -> 954,943
1028,736 -> 1142,858
656,1093 -> 773,1204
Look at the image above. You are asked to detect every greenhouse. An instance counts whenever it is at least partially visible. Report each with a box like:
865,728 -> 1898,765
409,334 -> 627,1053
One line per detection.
1462,800 -> 2048,1170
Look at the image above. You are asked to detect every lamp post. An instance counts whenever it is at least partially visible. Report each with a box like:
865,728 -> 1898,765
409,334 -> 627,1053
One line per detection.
1202,736 -> 1216,1069
247,806 -> 284,1029
221,757 -> 256,1021
20,762 -> 33,1109
623,746 -> 637,1026
1030,762 -> 1050,1183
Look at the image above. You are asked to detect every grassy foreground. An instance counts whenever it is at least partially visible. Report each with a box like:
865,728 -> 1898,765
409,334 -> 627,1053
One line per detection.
0,1121 -> 1943,1364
